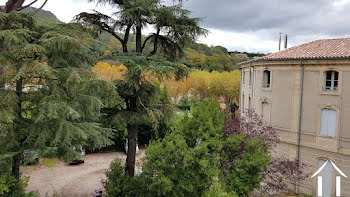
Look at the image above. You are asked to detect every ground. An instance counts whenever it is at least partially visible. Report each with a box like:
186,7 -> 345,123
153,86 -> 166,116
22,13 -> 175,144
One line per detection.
21,149 -> 307,197
21,150 -> 145,197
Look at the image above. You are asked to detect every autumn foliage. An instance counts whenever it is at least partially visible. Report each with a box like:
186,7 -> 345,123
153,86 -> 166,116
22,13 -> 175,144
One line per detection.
163,70 -> 241,105
92,62 -> 241,108
92,61 -> 127,81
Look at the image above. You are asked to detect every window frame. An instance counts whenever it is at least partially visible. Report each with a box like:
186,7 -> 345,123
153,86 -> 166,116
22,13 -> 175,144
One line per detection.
263,70 -> 271,89
323,70 -> 339,92
317,105 -> 339,138
320,69 -> 342,96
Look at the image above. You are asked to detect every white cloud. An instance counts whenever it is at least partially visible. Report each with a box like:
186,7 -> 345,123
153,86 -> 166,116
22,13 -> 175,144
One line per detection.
333,0 -> 350,6
198,29 -> 278,53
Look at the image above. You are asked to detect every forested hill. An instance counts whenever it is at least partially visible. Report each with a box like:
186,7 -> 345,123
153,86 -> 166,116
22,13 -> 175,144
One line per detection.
0,6 -> 62,25
22,7 -> 60,21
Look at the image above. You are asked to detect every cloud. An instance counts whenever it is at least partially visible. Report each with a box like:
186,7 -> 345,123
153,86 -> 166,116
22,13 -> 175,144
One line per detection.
176,0 -> 350,52
30,0 -> 350,53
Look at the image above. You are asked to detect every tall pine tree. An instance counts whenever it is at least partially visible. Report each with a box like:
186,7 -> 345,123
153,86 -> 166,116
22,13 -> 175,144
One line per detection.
0,12 -> 120,179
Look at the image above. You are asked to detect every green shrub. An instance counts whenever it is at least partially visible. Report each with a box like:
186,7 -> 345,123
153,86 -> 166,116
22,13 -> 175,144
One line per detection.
103,159 -> 147,197
219,134 -> 270,196
0,174 -> 38,197
39,147 -> 59,158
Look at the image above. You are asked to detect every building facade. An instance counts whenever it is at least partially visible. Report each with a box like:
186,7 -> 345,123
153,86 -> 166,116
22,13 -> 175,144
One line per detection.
240,38 -> 350,196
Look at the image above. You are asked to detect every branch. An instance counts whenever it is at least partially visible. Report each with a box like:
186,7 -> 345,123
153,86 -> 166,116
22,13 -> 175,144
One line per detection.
75,12 -> 125,45
141,34 -> 156,51
104,27 -> 124,45
33,0 -> 48,13
16,0 -> 38,11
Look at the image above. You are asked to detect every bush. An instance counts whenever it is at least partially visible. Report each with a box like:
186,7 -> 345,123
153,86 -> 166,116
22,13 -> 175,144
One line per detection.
39,147 -> 59,158
0,174 -> 38,197
219,134 -> 269,196
103,159 -> 147,197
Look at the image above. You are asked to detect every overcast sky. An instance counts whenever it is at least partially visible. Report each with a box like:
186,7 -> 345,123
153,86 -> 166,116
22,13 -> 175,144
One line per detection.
6,0 -> 350,53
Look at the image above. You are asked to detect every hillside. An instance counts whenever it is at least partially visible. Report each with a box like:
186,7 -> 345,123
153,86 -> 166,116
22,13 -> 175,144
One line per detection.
22,7 -> 60,22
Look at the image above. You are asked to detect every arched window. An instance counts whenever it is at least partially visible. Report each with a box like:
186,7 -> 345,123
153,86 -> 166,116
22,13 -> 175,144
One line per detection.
263,70 -> 271,88
323,71 -> 339,91
261,102 -> 270,123
317,159 -> 333,196
320,108 -> 337,137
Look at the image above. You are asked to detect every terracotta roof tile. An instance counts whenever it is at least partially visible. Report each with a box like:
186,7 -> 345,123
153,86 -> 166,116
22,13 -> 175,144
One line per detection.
240,38 -> 350,65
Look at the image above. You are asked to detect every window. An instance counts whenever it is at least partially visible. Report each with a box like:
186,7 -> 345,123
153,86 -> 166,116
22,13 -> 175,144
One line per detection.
323,71 -> 338,91
317,160 -> 333,197
249,69 -> 252,85
248,96 -> 251,110
241,94 -> 245,111
242,71 -> 245,85
263,70 -> 271,88
261,102 -> 270,123
320,108 -> 337,137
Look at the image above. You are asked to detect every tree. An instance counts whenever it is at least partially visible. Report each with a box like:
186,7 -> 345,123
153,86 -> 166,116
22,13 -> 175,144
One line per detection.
0,12 -> 120,181
0,0 -> 49,90
0,0 -> 48,13
219,134 -> 269,196
76,0 -> 206,177
223,111 -> 309,195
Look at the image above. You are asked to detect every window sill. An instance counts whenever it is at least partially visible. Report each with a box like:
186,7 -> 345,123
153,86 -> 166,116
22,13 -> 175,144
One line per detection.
320,91 -> 340,96
261,87 -> 272,91
317,135 -> 336,139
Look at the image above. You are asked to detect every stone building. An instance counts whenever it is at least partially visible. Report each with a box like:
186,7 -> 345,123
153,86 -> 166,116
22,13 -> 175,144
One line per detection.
240,38 -> 350,196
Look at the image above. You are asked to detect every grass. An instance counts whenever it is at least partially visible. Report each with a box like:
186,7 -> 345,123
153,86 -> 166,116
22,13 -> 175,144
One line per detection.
42,158 -> 56,167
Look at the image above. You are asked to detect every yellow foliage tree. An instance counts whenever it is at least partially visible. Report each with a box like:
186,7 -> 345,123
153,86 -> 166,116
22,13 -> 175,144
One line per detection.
92,61 -> 241,110
92,61 -> 127,81
162,70 -> 241,108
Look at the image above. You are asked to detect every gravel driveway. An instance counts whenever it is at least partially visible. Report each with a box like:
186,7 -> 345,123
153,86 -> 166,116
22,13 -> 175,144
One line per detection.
21,150 -> 145,197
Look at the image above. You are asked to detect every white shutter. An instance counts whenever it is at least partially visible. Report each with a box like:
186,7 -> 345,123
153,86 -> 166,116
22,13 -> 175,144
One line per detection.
328,109 -> 336,137
320,109 -> 336,137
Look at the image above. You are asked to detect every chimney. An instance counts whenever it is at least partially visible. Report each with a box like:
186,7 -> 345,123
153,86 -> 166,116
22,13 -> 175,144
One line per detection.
278,33 -> 282,51
284,34 -> 288,49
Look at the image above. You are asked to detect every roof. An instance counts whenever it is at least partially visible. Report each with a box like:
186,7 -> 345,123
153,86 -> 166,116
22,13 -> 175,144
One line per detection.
240,37 -> 350,66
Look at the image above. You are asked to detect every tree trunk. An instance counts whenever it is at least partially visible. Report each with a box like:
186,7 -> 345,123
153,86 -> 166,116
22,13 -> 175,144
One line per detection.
122,24 -> 132,53
151,28 -> 160,55
125,95 -> 138,177
136,24 -> 142,53
12,77 -> 23,179
12,153 -> 21,179
0,67 -> 4,90
126,123 -> 138,176
122,44 -> 128,53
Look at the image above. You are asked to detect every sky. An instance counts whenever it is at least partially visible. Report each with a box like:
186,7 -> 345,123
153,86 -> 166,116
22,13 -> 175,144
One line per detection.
5,0 -> 350,53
